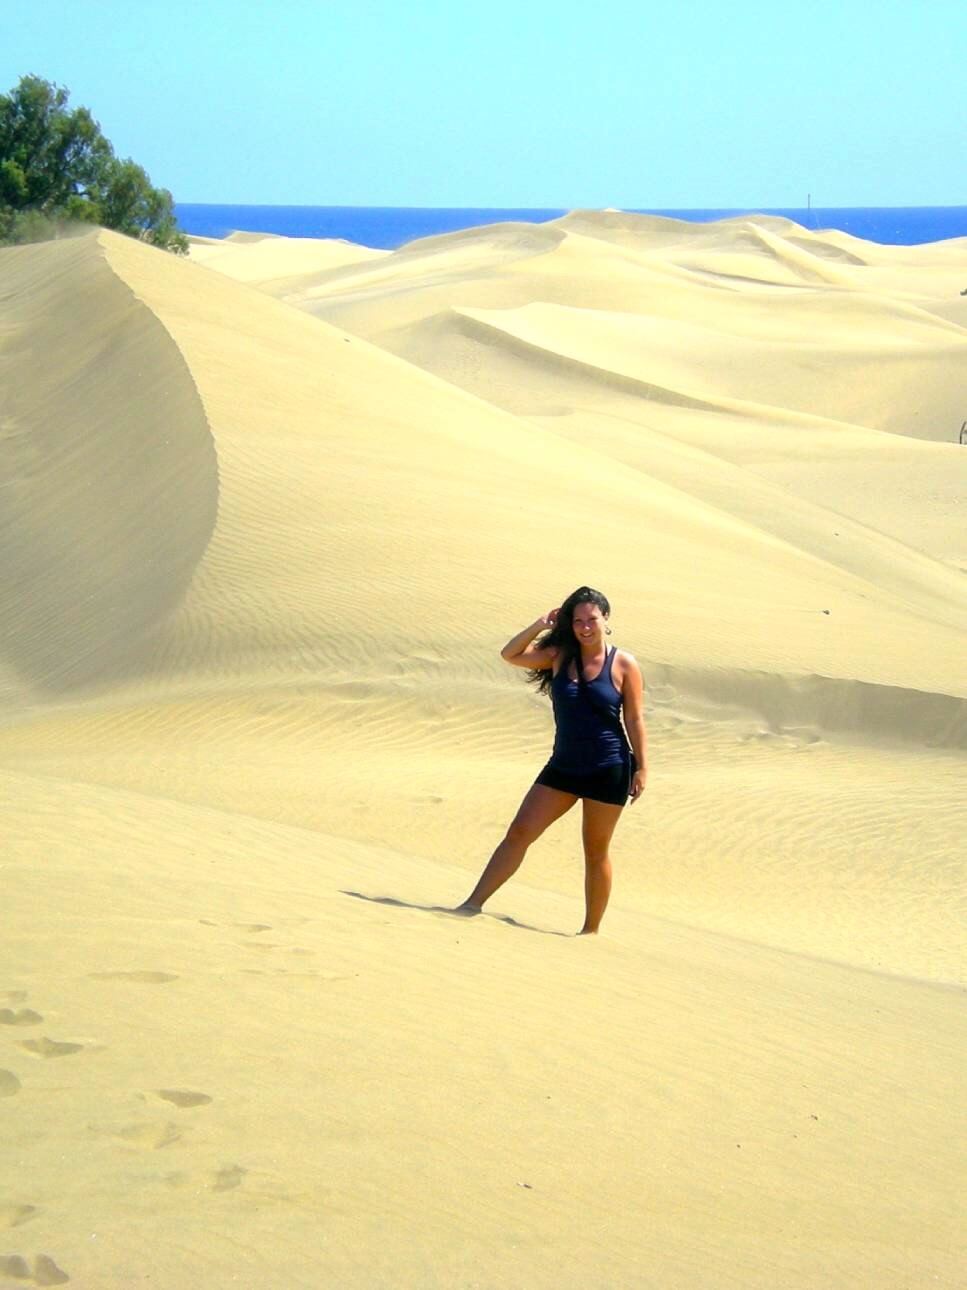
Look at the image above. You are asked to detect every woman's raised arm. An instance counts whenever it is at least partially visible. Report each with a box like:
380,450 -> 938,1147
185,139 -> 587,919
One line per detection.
500,610 -> 560,670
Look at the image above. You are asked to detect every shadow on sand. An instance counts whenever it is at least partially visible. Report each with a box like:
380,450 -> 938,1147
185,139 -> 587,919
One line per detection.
341,891 -> 573,937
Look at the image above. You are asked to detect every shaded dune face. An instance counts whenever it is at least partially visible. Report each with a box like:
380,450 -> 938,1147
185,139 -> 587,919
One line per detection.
0,234 -> 218,693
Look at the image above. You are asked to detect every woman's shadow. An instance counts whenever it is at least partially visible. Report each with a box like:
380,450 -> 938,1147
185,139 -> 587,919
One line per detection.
341,891 -> 572,937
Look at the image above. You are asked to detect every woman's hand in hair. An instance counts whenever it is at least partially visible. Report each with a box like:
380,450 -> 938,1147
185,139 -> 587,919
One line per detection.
500,612 -> 560,669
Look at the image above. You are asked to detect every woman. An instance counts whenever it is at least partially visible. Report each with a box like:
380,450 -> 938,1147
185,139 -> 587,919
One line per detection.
458,586 -> 647,934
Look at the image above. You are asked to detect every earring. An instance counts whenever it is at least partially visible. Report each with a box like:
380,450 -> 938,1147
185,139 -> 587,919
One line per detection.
605,626 -> 613,635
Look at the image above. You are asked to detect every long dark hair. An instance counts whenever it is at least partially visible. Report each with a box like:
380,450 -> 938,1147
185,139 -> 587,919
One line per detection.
526,586 -> 611,696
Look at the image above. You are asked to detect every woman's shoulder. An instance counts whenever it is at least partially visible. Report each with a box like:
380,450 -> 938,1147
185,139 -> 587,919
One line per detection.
612,647 -> 642,679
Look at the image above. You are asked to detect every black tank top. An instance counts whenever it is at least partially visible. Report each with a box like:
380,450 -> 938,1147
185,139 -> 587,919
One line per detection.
549,646 -> 629,774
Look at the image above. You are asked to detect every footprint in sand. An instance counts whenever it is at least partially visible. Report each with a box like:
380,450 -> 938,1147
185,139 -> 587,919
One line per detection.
147,1089 -> 213,1109
242,945 -> 315,960
0,1204 -> 38,1230
110,1121 -> 183,1150
17,1038 -> 84,1059
210,1165 -> 246,1193
0,1069 -> 22,1097
198,921 -> 274,933
0,1008 -> 43,1026
202,920 -> 310,934
166,1164 -> 245,1193
0,1253 -> 69,1284
88,971 -> 178,984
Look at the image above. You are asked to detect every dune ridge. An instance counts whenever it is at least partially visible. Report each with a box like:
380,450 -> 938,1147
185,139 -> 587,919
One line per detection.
0,234 -> 218,700
189,230 -> 387,295
1,215 -> 965,1288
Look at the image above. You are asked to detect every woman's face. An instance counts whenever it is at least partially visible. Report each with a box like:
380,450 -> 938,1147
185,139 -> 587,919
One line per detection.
570,601 -> 607,644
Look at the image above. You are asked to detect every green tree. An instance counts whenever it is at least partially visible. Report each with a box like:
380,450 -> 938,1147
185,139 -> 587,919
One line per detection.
0,74 -> 187,253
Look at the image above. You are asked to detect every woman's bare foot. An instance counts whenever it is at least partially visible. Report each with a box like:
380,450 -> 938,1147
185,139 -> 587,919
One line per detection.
453,901 -> 482,917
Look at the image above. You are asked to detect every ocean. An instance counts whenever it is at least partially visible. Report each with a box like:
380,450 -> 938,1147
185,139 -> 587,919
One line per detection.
175,204 -> 967,249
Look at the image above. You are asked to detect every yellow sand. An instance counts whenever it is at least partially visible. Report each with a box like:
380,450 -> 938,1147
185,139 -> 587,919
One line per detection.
1,214 -> 965,1289
188,230 -> 387,295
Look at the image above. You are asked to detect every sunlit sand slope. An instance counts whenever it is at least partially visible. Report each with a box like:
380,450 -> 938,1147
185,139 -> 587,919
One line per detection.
287,214 -> 967,607
290,210 -> 967,440
1,223 -> 965,1289
3,769 -> 964,1289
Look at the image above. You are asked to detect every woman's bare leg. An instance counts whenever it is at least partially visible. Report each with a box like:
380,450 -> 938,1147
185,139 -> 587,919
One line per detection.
579,799 -> 624,934
458,784 -> 577,911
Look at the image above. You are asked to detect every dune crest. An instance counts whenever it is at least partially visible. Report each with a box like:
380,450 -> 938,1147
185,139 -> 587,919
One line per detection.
0,232 -> 218,699
189,231 -> 387,294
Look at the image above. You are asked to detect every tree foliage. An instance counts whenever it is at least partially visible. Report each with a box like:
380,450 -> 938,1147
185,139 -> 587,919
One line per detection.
0,75 -> 187,253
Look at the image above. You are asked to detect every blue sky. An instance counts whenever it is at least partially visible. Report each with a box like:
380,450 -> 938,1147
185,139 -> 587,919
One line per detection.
3,0 -> 965,207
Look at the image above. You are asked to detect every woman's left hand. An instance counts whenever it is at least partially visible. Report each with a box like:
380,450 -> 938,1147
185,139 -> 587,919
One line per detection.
629,769 -> 647,804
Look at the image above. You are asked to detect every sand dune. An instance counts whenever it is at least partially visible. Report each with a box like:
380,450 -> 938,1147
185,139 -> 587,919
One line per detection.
1,215 -> 965,1288
189,231 -> 387,295
0,236 -> 218,697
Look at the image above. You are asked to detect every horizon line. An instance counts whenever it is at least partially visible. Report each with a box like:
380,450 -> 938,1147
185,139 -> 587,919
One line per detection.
175,201 -> 967,211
